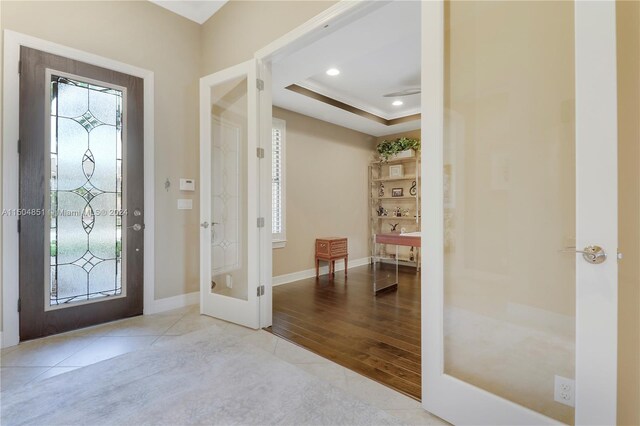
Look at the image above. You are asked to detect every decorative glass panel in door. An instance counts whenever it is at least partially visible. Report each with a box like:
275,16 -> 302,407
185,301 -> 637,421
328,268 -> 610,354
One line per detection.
200,60 -> 260,329
48,74 -> 124,306
211,114 -> 246,300
423,1 -> 618,424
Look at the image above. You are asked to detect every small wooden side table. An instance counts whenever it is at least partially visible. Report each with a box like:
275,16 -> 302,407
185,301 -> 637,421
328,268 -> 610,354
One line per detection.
315,237 -> 348,278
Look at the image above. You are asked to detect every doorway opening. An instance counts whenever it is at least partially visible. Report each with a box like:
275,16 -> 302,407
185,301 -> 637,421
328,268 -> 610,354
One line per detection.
264,1 -> 423,399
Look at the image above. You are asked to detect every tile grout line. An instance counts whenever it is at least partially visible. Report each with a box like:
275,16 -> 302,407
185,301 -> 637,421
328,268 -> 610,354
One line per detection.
49,336 -> 103,369
160,310 -> 191,336
15,366 -> 55,389
3,308 -> 197,390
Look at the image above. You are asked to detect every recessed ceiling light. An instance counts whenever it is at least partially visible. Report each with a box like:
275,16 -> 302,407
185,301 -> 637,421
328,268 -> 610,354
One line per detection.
392,100 -> 404,106
326,68 -> 340,76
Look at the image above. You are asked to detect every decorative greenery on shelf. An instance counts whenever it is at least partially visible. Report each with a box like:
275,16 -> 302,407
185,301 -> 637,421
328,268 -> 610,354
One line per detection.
376,137 -> 421,162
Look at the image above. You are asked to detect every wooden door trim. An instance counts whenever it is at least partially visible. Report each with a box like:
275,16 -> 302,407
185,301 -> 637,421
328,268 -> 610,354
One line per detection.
2,30 -> 155,348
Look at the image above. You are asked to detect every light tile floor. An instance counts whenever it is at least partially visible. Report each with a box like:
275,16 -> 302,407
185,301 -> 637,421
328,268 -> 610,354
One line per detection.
0,305 -> 447,425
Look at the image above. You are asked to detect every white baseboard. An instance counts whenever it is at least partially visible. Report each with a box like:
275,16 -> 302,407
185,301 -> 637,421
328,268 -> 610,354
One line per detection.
272,257 -> 370,287
145,291 -> 200,314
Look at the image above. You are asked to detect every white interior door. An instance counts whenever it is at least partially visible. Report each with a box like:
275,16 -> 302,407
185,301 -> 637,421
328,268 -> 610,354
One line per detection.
200,60 -> 261,329
422,1 -> 618,424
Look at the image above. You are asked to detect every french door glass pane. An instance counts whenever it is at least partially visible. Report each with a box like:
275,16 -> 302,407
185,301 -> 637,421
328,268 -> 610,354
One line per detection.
49,75 -> 124,306
443,1 -> 576,424
210,76 -> 249,301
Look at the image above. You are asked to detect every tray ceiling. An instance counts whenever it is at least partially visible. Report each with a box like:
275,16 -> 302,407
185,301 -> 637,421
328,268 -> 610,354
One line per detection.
272,1 -> 421,137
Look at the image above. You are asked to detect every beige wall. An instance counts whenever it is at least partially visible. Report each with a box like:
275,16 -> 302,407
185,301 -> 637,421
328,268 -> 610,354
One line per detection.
616,1 -> 640,424
0,1 -> 202,302
200,0 -> 337,75
272,107 -> 375,277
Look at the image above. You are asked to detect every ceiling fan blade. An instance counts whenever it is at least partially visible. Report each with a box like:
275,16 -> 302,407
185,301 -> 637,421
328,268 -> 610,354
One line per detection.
383,89 -> 421,97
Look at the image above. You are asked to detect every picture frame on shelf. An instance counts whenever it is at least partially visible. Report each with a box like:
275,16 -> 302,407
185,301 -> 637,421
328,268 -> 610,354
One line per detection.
389,165 -> 404,178
392,188 -> 403,197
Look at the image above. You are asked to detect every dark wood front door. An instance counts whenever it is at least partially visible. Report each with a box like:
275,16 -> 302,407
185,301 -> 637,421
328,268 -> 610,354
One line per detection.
19,47 -> 144,341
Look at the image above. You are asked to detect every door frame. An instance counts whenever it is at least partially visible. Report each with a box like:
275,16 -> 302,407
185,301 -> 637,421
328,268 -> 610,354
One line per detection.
2,30 -> 155,348
422,1 -> 619,425
253,0 -> 388,329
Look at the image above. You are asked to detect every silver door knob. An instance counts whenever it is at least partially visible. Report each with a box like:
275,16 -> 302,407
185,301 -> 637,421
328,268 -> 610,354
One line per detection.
560,245 -> 607,264
127,223 -> 144,232
201,221 -> 209,229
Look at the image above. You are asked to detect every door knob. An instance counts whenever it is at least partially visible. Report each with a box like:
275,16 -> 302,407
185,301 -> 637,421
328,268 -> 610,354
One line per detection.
201,221 -> 209,229
560,245 -> 607,264
127,223 -> 144,232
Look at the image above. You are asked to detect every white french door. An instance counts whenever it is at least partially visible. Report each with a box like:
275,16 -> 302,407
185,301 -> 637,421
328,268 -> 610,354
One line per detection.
422,1 -> 618,425
199,60 -> 262,329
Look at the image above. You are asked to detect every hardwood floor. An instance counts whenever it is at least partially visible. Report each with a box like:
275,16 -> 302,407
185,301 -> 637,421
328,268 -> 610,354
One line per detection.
269,263 -> 421,400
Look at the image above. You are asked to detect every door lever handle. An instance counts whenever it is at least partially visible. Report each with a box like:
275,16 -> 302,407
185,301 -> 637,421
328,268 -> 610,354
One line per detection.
559,245 -> 606,264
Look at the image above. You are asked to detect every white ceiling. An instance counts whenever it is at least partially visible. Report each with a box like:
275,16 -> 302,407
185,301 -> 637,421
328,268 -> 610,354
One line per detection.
150,0 -> 228,25
272,1 -> 421,137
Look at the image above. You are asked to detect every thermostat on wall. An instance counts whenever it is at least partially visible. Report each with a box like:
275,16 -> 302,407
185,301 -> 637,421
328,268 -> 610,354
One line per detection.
180,178 -> 195,191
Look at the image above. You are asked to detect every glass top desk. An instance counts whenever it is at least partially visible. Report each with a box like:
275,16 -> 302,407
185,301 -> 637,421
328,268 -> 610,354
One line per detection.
373,232 -> 421,294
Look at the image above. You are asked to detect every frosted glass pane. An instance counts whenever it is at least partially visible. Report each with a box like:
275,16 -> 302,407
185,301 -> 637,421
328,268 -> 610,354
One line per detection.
56,265 -> 87,301
90,125 -> 117,192
50,117 -> 57,153
89,260 -> 118,295
89,90 -> 117,125
210,76 -> 248,301
49,74 -> 123,307
56,192 -> 87,264
212,145 -> 224,196
56,118 -> 88,191
58,81 -> 88,117
212,246 -> 224,269
443,2 -> 576,424
89,193 -> 117,259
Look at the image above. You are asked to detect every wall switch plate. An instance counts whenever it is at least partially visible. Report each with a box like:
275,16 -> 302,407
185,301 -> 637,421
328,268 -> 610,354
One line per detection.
177,199 -> 192,210
554,375 -> 575,407
179,178 -> 195,191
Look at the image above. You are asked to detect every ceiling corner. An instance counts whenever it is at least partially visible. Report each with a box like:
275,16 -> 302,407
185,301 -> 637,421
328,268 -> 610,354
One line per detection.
149,0 -> 229,25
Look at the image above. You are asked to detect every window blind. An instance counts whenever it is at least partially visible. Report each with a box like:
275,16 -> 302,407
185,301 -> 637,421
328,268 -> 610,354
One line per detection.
272,125 -> 283,237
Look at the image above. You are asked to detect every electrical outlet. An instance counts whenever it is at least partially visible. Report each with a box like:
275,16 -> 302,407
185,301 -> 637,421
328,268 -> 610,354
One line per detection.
554,375 -> 575,407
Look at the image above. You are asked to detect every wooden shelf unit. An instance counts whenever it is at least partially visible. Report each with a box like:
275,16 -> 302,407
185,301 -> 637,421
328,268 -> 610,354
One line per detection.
368,154 -> 421,270
369,156 -> 418,165
372,175 -> 420,182
372,196 -> 416,200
